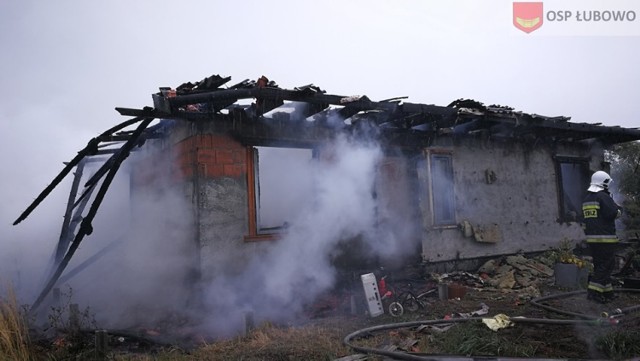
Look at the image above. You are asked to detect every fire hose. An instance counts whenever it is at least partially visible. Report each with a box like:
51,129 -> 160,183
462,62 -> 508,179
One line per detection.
343,288 -> 640,361
343,316 -> 619,361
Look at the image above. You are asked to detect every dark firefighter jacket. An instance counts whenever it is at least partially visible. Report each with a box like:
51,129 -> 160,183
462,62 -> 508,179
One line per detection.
582,190 -> 622,243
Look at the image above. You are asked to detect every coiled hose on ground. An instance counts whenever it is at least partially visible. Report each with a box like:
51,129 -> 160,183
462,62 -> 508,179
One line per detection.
343,288 -> 640,361
529,288 -> 640,319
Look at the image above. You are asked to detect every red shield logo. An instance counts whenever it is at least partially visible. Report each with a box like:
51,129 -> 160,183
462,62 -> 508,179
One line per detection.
513,2 -> 544,33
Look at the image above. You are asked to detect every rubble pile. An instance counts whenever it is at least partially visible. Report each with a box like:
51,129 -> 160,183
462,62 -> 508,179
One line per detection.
478,254 -> 555,290
431,253 -> 556,301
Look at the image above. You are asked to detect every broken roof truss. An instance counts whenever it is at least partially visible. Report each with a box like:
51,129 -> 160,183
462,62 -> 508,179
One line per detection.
116,74 -> 640,146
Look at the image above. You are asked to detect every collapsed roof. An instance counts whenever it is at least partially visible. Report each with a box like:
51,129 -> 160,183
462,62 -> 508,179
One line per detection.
114,73 -> 640,148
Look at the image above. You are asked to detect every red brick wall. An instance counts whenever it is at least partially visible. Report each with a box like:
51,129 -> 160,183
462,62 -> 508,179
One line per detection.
131,133 -> 248,189
175,134 -> 248,179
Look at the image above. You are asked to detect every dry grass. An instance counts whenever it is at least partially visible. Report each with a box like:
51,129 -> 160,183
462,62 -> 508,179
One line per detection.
109,322 -> 356,361
188,322 -> 356,361
0,283 -> 31,361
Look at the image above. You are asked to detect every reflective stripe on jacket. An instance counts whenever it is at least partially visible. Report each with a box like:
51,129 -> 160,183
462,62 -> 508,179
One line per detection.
585,235 -> 618,243
582,190 -> 620,243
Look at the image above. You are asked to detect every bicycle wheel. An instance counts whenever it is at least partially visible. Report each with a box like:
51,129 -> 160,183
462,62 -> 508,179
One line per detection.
388,301 -> 404,317
404,297 -> 419,313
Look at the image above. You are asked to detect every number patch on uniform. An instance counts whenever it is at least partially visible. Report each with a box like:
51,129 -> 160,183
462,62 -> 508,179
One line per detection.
583,209 -> 598,218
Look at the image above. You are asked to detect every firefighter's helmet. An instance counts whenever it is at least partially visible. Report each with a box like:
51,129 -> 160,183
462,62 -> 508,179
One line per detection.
588,171 -> 612,192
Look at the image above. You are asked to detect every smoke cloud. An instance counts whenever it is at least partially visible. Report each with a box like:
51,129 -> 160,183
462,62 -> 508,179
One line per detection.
2,119 -> 419,341
199,134 -> 386,336
62,146 -> 197,329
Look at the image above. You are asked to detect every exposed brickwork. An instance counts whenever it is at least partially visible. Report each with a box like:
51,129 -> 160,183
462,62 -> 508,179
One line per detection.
177,133 -> 248,180
206,164 -> 225,178
216,149 -> 234,164
131,132 -> 247,196
223,164 -> 245,178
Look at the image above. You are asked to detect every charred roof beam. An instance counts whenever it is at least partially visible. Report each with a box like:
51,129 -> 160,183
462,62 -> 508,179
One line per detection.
168,87 -> 410,114
306,107 -> 358,128
175,74 -> 232,94
260,101 -> 329,122
460,113 -> 640,144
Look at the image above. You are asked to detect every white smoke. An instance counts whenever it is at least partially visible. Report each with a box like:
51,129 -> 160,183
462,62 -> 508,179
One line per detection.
65,146 -> 197,329
0,139 -> 198,331
199,135 -> 384,336
2,121 -> 418,340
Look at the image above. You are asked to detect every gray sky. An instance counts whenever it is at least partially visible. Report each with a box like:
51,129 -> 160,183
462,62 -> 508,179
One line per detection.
1,0 -> 639,288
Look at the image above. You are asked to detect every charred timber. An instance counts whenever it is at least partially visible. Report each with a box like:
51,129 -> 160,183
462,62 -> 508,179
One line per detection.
13,117 -> 146,225
31,117 -> 155,312
166,87 -> 457,119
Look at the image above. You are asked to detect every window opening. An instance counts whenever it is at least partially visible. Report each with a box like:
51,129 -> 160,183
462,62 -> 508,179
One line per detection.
253,146 -> 314,234
430,152 -> 456,226
555,157 -> 589,222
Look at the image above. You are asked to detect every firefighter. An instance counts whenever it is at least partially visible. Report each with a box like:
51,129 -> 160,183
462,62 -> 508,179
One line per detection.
582,170 -> 623,304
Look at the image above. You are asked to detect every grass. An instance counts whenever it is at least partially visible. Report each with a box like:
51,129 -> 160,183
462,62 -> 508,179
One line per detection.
429,321 -> 538,357
0,284 -> 31,361
596,329 -> 640,360
107,321 -> 356,361
188,322 -> 354,361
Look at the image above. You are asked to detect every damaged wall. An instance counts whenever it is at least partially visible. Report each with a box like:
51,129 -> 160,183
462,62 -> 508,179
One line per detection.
129,118 -> 608,279
128,119 -> 429,296
155,121 -> 272,283
143,120 -> 425,277
418,136 -> 601,268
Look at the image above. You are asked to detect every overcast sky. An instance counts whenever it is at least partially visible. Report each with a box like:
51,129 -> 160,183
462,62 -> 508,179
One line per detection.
1,0 -> 639,289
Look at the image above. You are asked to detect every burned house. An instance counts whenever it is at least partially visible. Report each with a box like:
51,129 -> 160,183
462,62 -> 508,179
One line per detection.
17,74 -> 640,317
129,75 -> 640,271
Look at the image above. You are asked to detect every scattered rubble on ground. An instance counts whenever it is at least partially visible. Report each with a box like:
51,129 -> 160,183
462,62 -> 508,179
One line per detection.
432,253 -> 556,300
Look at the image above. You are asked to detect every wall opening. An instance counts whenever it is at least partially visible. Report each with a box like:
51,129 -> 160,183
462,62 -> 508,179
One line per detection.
253,146 -> 315,234
429,151 -> 456,227
555,156 -> 590,223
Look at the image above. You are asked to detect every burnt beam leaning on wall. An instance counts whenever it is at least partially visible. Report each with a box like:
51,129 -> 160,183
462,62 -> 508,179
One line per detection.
51,157 -> 108,277
54,159 -> 86,265
56,237 -> 124,285
29,117 -> 155,312
13,116 -> 147,226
